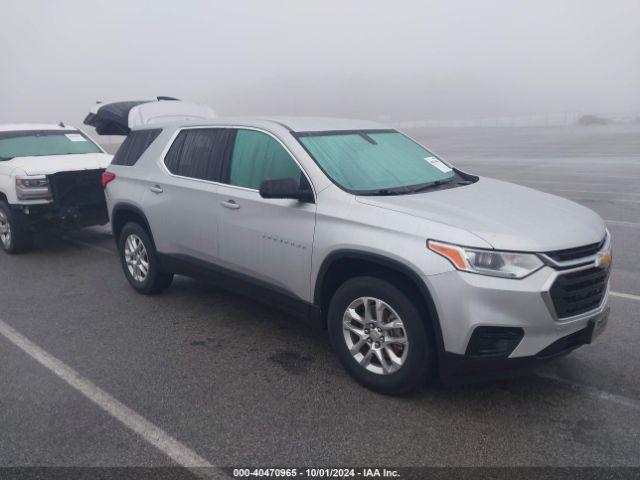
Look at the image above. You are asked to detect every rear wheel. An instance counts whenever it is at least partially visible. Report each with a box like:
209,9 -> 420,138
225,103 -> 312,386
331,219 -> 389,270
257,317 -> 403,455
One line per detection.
0,201 -> 33,254
118,222 -> 173,294
328,276 -> 433,394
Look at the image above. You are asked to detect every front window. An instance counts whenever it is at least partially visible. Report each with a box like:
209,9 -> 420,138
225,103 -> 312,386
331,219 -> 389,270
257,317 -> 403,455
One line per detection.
0,130 -> 102,160
297,130 -> 455,194
229,129 -> 302,190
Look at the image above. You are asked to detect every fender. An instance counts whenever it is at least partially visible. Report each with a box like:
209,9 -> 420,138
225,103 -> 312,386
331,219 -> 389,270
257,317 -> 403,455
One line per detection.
111,202 -> 155,245
314,249 -> 446,359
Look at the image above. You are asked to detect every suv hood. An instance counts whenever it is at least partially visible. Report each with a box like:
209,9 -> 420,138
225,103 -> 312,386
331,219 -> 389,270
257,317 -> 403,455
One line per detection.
356,177 -> 605,252
5,153 -> 112,176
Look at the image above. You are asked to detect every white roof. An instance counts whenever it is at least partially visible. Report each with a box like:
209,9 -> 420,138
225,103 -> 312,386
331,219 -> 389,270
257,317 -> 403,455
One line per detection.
0,123 -> 78,132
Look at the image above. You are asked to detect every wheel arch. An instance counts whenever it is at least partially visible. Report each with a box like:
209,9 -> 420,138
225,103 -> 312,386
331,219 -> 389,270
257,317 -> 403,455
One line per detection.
111,203 -> 155,247
314,250 -> 445,357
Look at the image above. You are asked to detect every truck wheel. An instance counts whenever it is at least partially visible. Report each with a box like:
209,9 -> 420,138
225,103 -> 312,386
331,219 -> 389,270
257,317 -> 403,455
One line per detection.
0,201 -> 33,254
328,276 -> 433,394
118,222 -> 173,294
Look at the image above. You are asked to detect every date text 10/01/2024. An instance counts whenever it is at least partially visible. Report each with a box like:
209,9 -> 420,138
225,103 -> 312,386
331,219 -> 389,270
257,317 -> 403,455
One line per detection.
232,468 -> 401,478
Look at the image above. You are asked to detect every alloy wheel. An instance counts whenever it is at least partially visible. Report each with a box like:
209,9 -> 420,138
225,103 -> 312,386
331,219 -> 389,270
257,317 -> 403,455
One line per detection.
342,296 -> 409,375
124,234 -> 149,282
0,210 -> 11,248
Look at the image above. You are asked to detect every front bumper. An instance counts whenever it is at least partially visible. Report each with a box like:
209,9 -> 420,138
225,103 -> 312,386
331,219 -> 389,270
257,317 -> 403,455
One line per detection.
13,202 -> 108,228
11,169 -> 108,227
439,306 -> 609,380
425,262 -> 611,374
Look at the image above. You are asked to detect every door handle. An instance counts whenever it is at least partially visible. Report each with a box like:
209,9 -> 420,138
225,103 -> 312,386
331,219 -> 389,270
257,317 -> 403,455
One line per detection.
149,185 -> 163,194
221,199 -> 240,210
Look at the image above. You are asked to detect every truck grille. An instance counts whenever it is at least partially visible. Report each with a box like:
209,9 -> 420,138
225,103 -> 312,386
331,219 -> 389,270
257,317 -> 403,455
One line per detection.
550,267 -> 609,319
48,169 -> 105,207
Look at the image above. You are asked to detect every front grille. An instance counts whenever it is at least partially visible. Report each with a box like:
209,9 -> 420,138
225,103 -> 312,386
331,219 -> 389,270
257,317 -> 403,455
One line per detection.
48,169 -> 105,207
545,238 -> 605,263
550,267 -> 609,319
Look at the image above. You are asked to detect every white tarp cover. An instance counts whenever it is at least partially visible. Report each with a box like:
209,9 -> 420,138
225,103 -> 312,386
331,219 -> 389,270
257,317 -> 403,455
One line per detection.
84,98 -> 217,135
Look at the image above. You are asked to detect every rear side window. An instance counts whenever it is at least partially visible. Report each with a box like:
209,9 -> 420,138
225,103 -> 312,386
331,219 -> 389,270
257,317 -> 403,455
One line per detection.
111,129 -> 161,166
227,129 -> 301,190
164,128 -> 234,181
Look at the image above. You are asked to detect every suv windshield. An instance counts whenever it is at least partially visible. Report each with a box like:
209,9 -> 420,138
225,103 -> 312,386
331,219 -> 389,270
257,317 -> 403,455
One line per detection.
297,130 -> 455,194
0,130 -> 102,160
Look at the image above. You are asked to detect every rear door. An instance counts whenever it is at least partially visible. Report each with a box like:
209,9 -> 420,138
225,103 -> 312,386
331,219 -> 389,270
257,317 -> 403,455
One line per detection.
143,128 -> 233,264
216,128 -> 317,302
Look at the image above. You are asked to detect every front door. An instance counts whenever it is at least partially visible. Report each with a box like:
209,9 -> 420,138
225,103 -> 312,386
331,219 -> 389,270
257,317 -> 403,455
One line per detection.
216,128 -> 316,302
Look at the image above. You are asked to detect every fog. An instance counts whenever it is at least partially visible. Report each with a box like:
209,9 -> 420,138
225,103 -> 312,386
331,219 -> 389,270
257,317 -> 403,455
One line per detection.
1,0 -> 639,128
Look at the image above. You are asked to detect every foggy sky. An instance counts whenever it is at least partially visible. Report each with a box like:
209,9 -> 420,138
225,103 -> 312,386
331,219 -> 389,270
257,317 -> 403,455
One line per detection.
1,0 -> 639,128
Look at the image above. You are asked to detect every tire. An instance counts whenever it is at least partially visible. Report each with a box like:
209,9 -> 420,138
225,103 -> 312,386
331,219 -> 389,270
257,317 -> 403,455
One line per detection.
0,201 -> 33,254
118,222 -> 173,294
328,276 -> 433,394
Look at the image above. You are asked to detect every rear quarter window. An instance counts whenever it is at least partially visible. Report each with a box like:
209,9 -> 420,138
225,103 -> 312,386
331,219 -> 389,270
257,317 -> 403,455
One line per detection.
111,129 -> 162,166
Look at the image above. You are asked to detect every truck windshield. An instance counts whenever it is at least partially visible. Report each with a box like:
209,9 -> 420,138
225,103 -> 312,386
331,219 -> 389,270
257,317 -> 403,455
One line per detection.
0,130 -> 102,160
296,130 -> 455,194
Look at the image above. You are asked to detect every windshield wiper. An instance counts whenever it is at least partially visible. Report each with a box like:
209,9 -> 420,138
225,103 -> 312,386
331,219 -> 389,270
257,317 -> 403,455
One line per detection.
362,177 -> 456,196
367,189 -> 403,196
404,178 -> 455,194
365,186 -> 412,196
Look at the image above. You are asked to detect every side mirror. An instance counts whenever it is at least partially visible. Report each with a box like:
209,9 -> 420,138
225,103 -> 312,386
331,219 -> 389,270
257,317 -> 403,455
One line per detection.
259,178 -> 314,203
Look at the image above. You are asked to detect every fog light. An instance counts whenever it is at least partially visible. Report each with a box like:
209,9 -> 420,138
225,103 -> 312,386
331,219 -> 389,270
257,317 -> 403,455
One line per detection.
466,326 -> 524,357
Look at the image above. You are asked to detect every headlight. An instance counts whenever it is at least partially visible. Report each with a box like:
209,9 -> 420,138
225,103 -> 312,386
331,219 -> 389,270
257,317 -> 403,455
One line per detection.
428,240 -> 544,279
15,175 -> 51,200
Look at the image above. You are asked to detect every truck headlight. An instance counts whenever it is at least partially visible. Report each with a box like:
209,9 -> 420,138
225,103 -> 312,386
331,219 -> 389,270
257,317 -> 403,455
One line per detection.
15,175 -> 51,200
428,240 -> 544,279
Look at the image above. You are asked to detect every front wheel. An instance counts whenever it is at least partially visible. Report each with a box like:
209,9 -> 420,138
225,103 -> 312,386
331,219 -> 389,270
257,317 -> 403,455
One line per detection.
328,276 -> 434,394
118,222 -> 173,294
0,201 -> 33,254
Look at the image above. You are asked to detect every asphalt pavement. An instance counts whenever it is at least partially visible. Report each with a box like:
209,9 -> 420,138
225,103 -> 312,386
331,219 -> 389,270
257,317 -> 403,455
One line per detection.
0,125 -> 638,471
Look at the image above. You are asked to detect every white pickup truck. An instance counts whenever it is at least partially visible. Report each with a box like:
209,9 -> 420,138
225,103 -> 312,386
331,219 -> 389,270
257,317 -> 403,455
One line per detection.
0,123 -> 112,253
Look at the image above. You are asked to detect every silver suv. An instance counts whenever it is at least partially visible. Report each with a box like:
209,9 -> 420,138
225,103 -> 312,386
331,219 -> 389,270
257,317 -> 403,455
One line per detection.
102,115 -> 611,394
